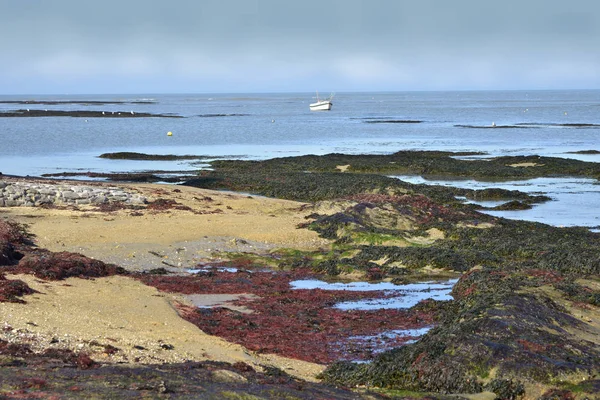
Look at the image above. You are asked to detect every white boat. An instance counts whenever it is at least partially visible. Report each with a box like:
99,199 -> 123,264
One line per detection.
309,92 -> 333,111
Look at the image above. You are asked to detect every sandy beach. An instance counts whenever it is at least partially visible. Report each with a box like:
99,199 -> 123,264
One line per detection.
3,171 -> 599,399
0,177 -> 331,381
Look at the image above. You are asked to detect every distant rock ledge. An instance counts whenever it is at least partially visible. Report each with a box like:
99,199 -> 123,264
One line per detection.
0,110 -> 182,118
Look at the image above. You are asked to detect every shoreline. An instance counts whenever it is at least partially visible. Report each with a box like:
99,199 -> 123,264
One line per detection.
2,169 -> 599,399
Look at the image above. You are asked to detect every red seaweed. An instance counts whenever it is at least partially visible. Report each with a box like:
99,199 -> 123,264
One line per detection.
13,250 -> 126,281
138,268 -> 437,364
0,275 -> 37,303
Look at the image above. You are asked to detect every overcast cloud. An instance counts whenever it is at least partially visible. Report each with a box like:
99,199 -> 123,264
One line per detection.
1,0 -> 599,94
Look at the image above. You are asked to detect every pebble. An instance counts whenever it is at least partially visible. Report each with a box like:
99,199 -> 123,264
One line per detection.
0,180 -> 147,207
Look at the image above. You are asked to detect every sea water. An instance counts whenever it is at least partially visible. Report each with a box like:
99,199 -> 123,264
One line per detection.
289,278 -> 458,310
1,90 -> 599,227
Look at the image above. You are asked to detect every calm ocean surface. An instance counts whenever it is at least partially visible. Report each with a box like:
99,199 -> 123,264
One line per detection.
1,90 -> 599,229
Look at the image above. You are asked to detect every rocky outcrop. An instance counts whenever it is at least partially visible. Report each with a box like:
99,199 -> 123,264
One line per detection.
0,181 -> 147,207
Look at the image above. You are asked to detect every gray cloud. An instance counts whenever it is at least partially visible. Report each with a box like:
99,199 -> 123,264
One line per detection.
1,0 -> 599,93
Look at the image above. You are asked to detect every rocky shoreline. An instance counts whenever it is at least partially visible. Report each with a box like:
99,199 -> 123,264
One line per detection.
1,148 -> 600,399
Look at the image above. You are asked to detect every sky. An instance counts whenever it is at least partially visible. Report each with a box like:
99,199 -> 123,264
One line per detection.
1,0 -> 600,94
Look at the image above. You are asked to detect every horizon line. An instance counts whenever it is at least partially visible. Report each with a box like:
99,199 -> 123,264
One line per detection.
2,87 -> 599,97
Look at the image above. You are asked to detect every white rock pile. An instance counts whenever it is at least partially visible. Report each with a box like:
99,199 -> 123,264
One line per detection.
0,180 -> 147,207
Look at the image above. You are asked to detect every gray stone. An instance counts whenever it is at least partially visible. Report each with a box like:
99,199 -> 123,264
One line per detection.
91,196 -> 108,204
109,195 -> 129,202
61,191 -> 80,200
129,195 -> 147,204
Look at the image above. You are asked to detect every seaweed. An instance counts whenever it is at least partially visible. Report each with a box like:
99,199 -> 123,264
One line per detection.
198,151 -> 600,181
11,250 -> 127,280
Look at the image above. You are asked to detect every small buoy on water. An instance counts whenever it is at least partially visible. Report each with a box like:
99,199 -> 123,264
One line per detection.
167,131 -> 173,136
564,111 -> 568,115
491,122 -> 496,127
102,111 -> 105,115
131,111 -> 134,115
271,119 -> 275,123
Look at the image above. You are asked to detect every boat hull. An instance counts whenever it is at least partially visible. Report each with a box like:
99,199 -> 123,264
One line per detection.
309,101 -> 332,111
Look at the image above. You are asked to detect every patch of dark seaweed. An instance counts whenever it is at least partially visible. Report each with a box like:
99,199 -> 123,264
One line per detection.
0,110 -> 181,118
440,221 -> 600,275
305,193 -> 490,249
515,122 -> 600,128
10,249 -> 127,281
566,150 -> 600,155
0,276 -> 37,303
555,281 -> 600,307
99,152 -> 205,161
0,100 -> 156,105
363,120 -> 423,124
352,246 -> 472,273
184,169 -> 488,208
185,171 -> 413,203
196,113 -> 250,117
41,171 -> 189,183
0,220 -> 30,266
350,117 -> 396,120
304,201 -> 600,391
0,349 -> 387,399
0,220 -> 30,246
455,124 -> 537,129
198,151 -> 600,186
465,188 -> 551,203
323,267 -> 600,397
488,200 -> 533,211
146,198 -> 194,213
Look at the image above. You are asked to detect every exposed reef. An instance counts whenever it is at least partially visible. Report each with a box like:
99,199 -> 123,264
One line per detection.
2,148 -> 600,398
177,151 -> 600,398
40,171 -> 191,183
99,152 -> 207,161
456,122 -> 600,129
202,150 -> 600,180
0,109 -> 181,118
566,150 -> 600,155
0,100 -> 156,105
363,120 -> 423,124
196,113 -> 250,117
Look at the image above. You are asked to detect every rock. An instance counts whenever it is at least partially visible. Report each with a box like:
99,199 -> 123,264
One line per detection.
0,181 -> 144,208
210,369 -> 248,384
